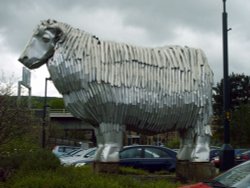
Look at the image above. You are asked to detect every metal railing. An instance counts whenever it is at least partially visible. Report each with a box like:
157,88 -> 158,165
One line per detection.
50,109 -> 70,113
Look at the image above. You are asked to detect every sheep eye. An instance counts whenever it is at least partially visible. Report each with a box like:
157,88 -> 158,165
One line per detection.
42,34 -> 50,43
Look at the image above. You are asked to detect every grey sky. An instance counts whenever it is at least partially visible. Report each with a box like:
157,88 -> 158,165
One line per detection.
0,0 -> 250,96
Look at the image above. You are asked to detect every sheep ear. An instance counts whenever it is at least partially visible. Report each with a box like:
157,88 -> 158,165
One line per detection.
47,27 -> 65,43
54,27 -> 65,43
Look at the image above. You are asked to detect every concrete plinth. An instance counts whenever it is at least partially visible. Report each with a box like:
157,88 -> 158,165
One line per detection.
92,161 -> 119,174
176,161 -> 217,182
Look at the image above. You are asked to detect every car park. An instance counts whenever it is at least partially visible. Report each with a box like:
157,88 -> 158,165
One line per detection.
119,145 -> 177,172
52,145 -> 80,157
180,160 -> 250,188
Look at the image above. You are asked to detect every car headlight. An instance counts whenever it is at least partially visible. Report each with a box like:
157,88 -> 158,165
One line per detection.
75,163 -> 86,167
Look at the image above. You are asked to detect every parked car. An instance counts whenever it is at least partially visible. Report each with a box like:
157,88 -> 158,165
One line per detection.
73,145 -> 177,172
59,148 -> 85,158
180,160 -> 250,188
211,148 -> 249,168
72,154 -> 96,167
52,145 -> 80,157
209,149 -> 221,161
235,149 -> 250,164
210,146 -> 220,150
235,148 -> 249,157
60,147 -> 97,166
119,145 -> 177,172
211,156 -> 220,168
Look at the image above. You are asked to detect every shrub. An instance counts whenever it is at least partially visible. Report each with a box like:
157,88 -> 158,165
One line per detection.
0,151 -> 28,181
165,137 -> 180,149
0,148 -> 60,182
0,148 -> 60,172
9,171 -> 74,188
20,149 -> 60,172
0,135 -> 40,155
0,151 -> 27,170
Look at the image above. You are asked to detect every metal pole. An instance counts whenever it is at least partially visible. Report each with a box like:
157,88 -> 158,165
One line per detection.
220,0 -> 234,171
42,77 -> 51,148
28,87 -> 32,109
223,0 -> 230,145
17,81 -> 32,108
17,81 -> 21,107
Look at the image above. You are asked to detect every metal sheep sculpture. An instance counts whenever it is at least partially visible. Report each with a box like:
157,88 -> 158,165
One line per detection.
19,19 -> 213,163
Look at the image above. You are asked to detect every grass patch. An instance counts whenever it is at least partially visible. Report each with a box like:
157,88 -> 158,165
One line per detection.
4,165 -> 181,188
119,166 -> 149,175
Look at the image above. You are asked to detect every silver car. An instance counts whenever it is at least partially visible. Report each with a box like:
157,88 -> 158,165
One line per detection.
60,147 -> 96,166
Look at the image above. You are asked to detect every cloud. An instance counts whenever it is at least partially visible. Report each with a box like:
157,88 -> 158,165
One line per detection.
1,0 -> 250,96
0,34 -> 22,78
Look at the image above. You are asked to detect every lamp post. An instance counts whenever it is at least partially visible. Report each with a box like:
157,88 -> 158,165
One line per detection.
42,77 -> 51,148
220,0 -> 234,171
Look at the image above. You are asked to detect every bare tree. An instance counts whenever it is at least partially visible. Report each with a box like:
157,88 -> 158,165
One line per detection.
0,71 -> 37,147
0,71 -> 16,96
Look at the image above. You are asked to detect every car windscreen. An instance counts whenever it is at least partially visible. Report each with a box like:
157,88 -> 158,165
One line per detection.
214,161 -> 250,188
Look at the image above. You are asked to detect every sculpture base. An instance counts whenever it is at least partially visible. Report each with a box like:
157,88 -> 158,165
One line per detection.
92,161 -> 119,174
176,161 -> 217,182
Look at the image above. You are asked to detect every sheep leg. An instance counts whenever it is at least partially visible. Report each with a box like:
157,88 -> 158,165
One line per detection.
191,127 -> 211,162
94,127 -> 104,161
95,123 -> 125,162
177,128 -> 194,161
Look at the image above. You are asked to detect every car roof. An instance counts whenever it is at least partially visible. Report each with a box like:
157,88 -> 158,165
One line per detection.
122,145 -> 176,152
241,149 -> 250,154
123,145 -> 169,148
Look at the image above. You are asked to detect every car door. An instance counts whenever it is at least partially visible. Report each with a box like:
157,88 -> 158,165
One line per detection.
141,147 -> 175,172
119,147 -> 143,169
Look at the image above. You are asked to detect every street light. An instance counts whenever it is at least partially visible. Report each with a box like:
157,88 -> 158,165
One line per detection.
220,0 -> 234,171
42,77 -> 51,148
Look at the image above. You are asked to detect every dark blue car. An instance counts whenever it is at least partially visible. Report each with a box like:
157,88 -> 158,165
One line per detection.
119,145 -> 177,172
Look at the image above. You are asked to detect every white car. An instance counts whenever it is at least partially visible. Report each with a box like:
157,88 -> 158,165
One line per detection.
59,148 -> 85,158
60,147 -> 96,166
73,157 -> 96,167
52,145 -> 80,157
